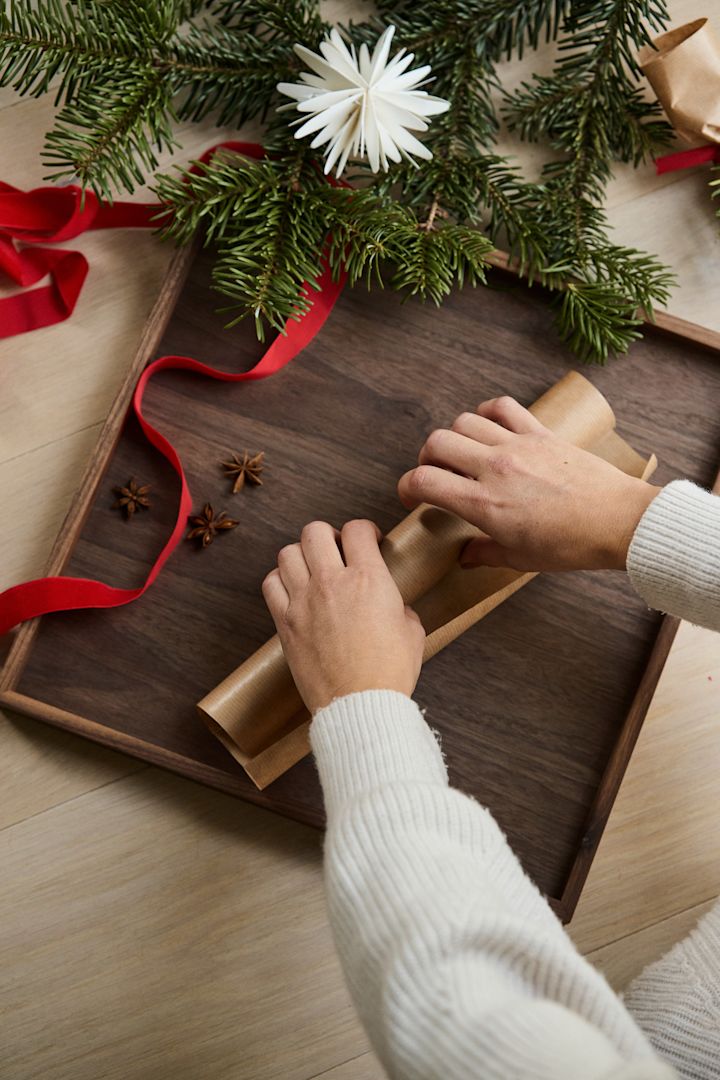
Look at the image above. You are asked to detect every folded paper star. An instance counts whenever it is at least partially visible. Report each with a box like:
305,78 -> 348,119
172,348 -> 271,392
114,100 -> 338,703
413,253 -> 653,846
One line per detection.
278,26 -> 450,176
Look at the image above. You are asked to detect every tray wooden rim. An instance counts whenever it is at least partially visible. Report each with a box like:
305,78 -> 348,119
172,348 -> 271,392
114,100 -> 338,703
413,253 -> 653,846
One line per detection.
1,241 -> 717,922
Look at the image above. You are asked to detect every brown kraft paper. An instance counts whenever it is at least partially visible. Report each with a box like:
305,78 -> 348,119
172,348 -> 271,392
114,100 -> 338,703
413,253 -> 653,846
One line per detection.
639,18 -> 720,144
198,371 -> 657,789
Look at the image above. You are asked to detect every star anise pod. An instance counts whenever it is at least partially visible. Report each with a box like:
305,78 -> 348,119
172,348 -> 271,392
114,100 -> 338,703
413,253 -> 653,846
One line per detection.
112,478 -> 151,519
186,503 -> 239,548
221,450 -> 265,494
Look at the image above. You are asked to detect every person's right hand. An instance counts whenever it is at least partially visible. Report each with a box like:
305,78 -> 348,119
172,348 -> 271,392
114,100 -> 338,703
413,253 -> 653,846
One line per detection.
398,396 -> 660,572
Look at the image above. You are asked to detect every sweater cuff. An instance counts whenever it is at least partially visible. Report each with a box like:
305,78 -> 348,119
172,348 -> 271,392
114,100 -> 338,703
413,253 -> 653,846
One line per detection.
627,479 -> 720,626
310,690 -> 448,818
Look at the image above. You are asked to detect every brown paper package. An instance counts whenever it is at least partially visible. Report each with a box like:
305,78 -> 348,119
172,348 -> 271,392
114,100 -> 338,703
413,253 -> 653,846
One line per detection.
639,18 -> 720,144
198,371 -> 656,789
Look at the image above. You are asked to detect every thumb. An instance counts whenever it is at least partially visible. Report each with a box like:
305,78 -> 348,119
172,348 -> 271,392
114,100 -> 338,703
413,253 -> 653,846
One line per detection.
460,536 -> 513,569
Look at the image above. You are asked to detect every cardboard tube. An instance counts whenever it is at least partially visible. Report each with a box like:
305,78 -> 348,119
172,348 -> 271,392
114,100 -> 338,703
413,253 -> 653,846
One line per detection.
198,372 -> 655,788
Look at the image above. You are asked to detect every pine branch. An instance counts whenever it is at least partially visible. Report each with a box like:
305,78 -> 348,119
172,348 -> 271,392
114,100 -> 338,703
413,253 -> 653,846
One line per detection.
374,155 -> 547,275
154,145 -> 337,253
2,0 -> 323,196
555,282 -> 643,363
214,188 -> 328,339
154,149 -> 495,332
0,0 -> 680,362
502,0 -> 675,361
351,9 -> 553,283
321,187 -> 415,288
389,223 -> 494,303
153,151 -> 278,246
44,68 -> 179,199
0,0 -> 156,101
369,0 -> 568,64
171,15 -> 324,127
210,0 -> 326,42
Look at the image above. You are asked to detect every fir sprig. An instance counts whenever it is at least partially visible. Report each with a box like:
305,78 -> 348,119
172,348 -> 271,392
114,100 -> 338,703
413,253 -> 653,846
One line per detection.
155,149 -> 494,336
0,0 -> 677,361
0,0 -> 322,197
503,0 -> 675,360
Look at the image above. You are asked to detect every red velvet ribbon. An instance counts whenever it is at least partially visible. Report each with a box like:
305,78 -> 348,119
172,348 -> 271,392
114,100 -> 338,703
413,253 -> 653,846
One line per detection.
0,143 -> 346,637
0,182 -> 159,336
655,144 -> 720,174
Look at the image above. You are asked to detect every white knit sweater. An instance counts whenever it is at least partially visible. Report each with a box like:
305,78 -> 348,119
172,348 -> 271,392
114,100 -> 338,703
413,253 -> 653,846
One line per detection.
310,480 -> 720,1080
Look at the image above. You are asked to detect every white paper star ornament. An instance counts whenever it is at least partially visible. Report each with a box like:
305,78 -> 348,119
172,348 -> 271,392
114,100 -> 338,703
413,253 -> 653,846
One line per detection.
277,26 -> 450,177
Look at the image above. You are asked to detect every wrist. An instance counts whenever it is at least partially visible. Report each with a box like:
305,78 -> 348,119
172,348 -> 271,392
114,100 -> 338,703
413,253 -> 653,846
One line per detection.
310,680 -> 416,714
604,481 -> 662,570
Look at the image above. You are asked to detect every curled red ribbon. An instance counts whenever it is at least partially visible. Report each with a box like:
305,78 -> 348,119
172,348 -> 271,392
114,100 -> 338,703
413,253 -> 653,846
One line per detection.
0,181 -> 158,335
0,143 -> 346,636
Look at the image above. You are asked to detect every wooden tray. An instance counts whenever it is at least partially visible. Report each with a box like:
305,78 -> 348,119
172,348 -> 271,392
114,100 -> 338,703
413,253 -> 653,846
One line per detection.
3,242 -> 720,922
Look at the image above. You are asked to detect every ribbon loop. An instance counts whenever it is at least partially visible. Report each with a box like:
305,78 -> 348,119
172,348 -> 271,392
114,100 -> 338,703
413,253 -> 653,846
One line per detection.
0,143 -> 347,637
0,184 -> 99,243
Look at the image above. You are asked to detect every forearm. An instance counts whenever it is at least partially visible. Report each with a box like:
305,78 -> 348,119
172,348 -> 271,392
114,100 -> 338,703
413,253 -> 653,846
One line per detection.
311,691 -> 671,1080
628,480 -> 720,631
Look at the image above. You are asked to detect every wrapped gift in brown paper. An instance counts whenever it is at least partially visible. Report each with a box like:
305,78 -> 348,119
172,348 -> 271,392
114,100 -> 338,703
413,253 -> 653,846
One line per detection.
639,18 -> 720,144
198,371 -> 656,789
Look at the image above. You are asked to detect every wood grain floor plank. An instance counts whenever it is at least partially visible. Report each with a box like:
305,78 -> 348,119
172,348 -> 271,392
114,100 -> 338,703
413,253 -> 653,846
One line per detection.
586,897 -> 718,992
305,1053 -> 384,1080
0,769 -> 370,1080
570,621 -> 720,951
0,425 -> 102,590
0,710 -> 144,832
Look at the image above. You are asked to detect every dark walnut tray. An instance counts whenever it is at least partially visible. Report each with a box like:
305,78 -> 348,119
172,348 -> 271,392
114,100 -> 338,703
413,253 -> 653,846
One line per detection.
3,243 -> 720,921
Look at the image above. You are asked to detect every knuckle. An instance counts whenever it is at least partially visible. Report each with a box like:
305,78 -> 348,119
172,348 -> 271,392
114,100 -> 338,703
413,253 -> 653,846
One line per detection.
277,544 -> 295,563
424,428 -> 448,454
313,568 -> 337,592
487,451 -> 516,477
451,413 -> 474,434
471,492 -> 491,517
407,465 -> 434,495
262,568 -> 278,591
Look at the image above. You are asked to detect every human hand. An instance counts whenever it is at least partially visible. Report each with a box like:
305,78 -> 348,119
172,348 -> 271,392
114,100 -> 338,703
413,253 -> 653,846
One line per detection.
398,396 -> 660,572
262,519 -> 425,714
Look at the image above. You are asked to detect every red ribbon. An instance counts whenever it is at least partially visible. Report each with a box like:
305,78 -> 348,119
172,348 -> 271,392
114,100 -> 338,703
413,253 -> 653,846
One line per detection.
0,143 -> 346,636
655,144 -> 720,174
0,182 -> 159,336
0,141 -> 275,337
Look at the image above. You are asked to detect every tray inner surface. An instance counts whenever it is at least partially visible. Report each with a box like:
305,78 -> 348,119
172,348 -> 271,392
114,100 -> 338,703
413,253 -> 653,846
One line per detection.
15,249 -> 720,902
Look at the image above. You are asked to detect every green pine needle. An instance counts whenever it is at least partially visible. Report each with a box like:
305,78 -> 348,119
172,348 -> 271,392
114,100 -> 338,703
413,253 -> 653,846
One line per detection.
0,0 -> 681,362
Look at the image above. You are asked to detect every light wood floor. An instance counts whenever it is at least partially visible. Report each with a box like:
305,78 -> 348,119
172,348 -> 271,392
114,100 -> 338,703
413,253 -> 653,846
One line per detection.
2,3 -> 719,1077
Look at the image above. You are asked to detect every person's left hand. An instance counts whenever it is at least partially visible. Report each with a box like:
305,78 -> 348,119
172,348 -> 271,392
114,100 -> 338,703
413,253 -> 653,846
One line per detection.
262,519 -> 425,714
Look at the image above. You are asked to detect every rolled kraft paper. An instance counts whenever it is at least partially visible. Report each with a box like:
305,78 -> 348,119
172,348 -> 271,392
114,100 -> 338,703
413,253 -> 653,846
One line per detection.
639,19 -> 720,144
198,371 -> 656,789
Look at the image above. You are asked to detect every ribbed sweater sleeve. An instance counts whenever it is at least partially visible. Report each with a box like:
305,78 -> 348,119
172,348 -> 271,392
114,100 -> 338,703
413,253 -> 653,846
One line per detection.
627,479 -> 720,632
624,903 -> 720,1080
622,477 -> 720,1076
311,692 -> 674,1079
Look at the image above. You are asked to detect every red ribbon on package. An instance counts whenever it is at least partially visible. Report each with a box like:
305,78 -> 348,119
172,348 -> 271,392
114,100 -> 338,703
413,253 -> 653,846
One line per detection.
654,144 -> 720,174
0,143 -> 346,636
